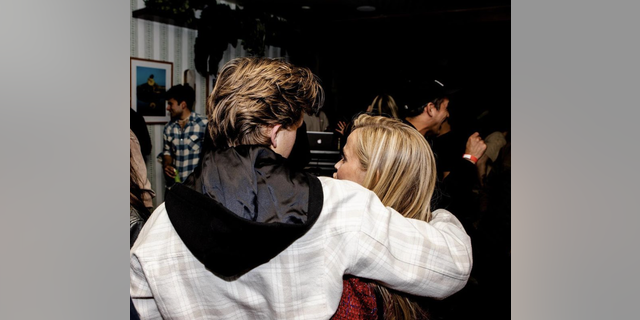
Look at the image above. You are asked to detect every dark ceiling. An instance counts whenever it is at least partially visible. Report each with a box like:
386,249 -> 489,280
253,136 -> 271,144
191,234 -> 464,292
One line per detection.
226,0 -> 510,24
225,0 -> 511,126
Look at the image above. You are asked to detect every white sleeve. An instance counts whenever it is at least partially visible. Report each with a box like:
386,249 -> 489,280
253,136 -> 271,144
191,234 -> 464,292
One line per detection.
130,254 -> 162,319
349,193 -> 473,299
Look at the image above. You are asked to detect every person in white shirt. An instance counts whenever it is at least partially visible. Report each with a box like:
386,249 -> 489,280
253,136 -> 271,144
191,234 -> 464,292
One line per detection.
304,110 -> 330,131
130,57 -> 472,319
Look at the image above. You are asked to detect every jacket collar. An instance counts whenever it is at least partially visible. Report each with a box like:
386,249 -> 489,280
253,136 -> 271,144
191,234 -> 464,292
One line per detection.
166,146 -> 323,277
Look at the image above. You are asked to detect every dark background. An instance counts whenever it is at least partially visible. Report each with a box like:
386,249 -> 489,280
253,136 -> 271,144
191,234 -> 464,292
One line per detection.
227,0 -> 511,131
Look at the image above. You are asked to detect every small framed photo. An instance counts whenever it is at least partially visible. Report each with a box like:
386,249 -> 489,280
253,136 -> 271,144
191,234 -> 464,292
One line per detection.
131,57 -> 173,123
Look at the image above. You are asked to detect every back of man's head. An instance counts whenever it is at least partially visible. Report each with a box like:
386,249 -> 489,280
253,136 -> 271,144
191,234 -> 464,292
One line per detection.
400,79 -> 450,118
165,84 -> 196,110
207,57 -> 324,148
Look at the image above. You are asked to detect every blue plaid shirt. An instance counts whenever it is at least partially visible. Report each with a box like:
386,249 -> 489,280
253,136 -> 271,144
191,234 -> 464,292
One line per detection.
160,112 -> 208,182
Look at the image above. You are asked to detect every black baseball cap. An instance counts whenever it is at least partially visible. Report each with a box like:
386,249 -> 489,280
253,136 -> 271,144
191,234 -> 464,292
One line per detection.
400,79 -> 458,117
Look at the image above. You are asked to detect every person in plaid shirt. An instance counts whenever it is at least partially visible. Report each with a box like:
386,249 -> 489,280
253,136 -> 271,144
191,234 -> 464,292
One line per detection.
131,57 -> 472,319
159,84 -> 207,184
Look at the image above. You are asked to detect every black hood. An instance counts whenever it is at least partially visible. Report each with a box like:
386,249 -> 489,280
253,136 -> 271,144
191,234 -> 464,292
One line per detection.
165,146 -> 323,278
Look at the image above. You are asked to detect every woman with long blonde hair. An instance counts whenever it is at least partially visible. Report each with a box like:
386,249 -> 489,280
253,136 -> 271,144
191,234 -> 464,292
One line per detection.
332,114 -> 439,319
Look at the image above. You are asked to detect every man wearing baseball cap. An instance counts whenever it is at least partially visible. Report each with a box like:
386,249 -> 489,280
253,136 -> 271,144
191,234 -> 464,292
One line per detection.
400,79 -> 486,230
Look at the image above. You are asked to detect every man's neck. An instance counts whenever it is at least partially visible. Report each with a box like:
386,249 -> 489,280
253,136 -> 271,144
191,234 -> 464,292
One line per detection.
179,109 -> 192,121
405,116 -> 428,136
176,109 -> 192,129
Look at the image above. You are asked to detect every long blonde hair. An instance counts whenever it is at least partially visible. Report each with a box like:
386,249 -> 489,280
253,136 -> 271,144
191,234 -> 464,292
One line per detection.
350,114 -> 437,319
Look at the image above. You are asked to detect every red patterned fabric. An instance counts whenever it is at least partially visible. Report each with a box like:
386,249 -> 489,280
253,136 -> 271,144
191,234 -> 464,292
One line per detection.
331,277 -> 379,320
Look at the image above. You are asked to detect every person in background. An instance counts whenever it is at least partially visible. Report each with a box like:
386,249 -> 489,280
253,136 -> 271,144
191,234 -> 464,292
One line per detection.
366,93 -> 400,119
131,57 -> 472,319
130,107 -> 152,160
130,150 -> 151,248
471,113 -> 511,320
332,114 -> 443,320
335,93 -> 400,157
400,79 -> 486,229
477,130 -> 508,185
400,80 -> 452,138
430,118 -> 471,181
476,110 -> 510,186
130,130 -> 155,211
158,84 -> 207,186
335,93 -> 400,142
304,109 -> 330,132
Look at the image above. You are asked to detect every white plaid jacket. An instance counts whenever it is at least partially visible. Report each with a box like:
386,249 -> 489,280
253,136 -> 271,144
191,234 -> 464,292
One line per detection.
130,177 -> 472,319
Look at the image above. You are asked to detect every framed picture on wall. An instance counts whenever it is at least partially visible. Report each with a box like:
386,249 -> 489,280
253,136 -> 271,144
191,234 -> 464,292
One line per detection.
130,57 -> 173,123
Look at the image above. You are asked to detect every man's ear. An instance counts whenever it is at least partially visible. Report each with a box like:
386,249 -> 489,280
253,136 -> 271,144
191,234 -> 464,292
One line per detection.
425,102 -> 436,116
270,124 -> 282,148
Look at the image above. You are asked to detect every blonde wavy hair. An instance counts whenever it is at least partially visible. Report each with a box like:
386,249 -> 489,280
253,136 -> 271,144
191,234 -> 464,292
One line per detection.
367,94 -> 400,119
350,114 -> 437,319
207,57 -> 324,148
